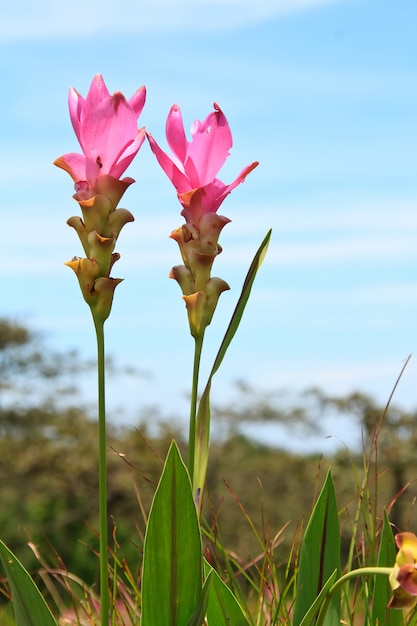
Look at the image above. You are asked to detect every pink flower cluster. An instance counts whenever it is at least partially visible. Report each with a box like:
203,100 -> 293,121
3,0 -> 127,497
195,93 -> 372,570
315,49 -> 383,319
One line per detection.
55,74 -> 258,331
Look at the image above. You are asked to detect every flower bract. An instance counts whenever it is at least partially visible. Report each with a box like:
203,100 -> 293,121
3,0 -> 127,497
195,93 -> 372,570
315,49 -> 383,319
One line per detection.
54,74 -> 146,195
147,103 -> 258,226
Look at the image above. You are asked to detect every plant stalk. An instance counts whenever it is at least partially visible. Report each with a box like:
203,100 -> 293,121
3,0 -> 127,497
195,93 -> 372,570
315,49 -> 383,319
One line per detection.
188,333 -> 204,482
316,567 -> 393,626
94,318 -> 109,626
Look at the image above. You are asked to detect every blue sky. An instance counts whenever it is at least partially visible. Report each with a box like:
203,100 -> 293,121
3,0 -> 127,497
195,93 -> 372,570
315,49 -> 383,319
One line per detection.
1,0 -> 417,451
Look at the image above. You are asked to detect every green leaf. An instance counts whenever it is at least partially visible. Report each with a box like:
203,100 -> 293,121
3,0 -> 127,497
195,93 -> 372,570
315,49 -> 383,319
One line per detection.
293,469 -> 341,626
372,511 -> 404,626
298,570 -> 338,626
205,229 -> 271,382
193,229 -> 272,498
187,572 -> 213,626
141,441 -> 203,626
0,540 -> 57,626
204,564 -> 250,626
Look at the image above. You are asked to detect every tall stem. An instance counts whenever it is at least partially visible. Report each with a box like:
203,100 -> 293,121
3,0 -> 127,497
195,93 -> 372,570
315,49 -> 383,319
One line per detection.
188,333 -> 204,482
315,567 -> 393,626
94,318 -> 109,626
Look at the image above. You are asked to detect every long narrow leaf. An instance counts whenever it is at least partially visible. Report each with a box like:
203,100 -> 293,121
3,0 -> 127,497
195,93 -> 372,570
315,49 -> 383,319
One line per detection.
204,564 -> 250,626
207,228 -> 271,381
141,441 -> 202,626
372,511 -> 404,626
193,229 -> 272,498
293,469 -> 341,626
0,540 -> 57,626
187,572 -> 212,626
298,570 -> 338,626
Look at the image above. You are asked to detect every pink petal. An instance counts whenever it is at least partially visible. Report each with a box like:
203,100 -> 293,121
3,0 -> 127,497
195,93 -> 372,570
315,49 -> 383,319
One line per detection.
179,161 -> 259,224
147,132 -> 190,192
54,153 -> 87,183
80,93 -> 138,174
128,85 -> 146,117
84,74 -> 111,111
110,128 -> 146,180
215,161 -> 259,204
166,105 -> 188,165
198,161 -> 259,213
68,87 -> 84,145
397,565 -> 417,596
185,104 -> 232,187
179,184 -> 230,227
85,155 -> 102,188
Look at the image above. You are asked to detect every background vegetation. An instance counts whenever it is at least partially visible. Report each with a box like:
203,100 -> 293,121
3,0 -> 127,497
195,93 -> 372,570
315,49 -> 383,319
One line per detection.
0,318 -> 416,618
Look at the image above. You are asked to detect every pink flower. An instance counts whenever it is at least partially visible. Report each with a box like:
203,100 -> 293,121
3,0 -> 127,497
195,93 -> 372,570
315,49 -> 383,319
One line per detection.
54,74 -> 146,193
147,103 -> 258,226
390,532 -> 417,608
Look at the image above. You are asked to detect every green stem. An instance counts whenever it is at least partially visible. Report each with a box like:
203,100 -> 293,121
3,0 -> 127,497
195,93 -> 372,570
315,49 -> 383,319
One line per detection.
94,318 -> 109,626
188,333 -> 204,482
316,567 -> 393,626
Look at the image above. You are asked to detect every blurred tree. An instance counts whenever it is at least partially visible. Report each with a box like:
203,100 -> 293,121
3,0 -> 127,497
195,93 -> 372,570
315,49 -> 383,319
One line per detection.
308,387 -> 417,532
0,317 -> 416,604
0,318 -> 86,409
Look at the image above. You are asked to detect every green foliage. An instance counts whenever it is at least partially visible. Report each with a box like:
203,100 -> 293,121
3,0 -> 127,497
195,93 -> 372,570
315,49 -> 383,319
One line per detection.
0,540 -> 57,626
141,441 -> 202,626
3,318 -> 417,623
293,470 -> 341,626
193,229 -> 272,503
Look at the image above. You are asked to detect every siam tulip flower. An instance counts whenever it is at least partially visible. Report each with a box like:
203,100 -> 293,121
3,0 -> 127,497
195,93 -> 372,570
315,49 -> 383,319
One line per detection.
55,73 -> 146,198
147,103 -> 258,338
55,75 -> 147,625
389,532 -> 417,608
147,102 -> 258,227
55,74 -> 146,323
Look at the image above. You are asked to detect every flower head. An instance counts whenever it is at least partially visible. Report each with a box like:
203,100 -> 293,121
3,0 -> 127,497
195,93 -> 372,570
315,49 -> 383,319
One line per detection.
389,532 -> 417,608
54,74 -> 146,195
148,102 -> 258,339
147,103 -> 258,226
55,75 -> 146,324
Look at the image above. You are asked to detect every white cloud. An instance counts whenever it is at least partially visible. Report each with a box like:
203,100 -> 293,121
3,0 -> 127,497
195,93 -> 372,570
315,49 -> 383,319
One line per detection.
0,0 -> 347,41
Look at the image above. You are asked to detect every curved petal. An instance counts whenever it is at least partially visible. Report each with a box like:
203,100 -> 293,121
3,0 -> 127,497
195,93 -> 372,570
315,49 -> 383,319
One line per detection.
147,132 -> 190,192
68,87 -> 84,144
128,85 -> 146,117
179,185 -> 219,226
80,93 -> 139,175
54,153 -> 87,183
185,103 -> 232,187
389,585 -> 417,609
212,161 -> 259,208
85,155 -> 102,188
84,74 -> 111,113
397,564 -> 417,596
166,105 -> 188,164
110,128 -> 146,179
396,533 -> 417,562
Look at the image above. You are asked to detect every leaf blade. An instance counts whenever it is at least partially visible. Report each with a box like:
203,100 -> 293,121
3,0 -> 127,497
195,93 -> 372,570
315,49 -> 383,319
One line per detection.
0,540 -> 57,626
141,441 -> 202,626
372,511 -> 404,626
293,469 -> 341,626
193,229 -> 272,497
204,564 -> 250,626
